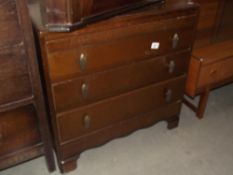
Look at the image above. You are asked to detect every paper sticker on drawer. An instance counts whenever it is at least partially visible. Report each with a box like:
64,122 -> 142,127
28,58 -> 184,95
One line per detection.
151,42 -> 160,50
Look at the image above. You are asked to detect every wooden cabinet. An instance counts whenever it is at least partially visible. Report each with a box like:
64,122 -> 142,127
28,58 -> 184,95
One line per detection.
0,0 -> 55,171
32,0 -> 199,173
29,0 -> 164,31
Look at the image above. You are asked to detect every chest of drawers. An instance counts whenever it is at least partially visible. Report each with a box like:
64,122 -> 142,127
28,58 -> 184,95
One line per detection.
32,1 -> 199,173
0,0 -> 55,171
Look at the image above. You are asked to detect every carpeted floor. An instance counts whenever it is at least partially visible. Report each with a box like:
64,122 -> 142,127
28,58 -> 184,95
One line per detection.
2,83 -> 233,175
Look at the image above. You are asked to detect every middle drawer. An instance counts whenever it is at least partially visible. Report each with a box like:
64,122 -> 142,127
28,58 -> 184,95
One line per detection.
52,51 -> 190,113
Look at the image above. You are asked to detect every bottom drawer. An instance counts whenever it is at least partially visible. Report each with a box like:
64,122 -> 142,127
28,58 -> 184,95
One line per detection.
60,101 -> 182,159
57,76 -> 185,143
0,105 -> 41,157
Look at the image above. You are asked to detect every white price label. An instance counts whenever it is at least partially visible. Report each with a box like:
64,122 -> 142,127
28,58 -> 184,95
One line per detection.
151,42 -> 160,50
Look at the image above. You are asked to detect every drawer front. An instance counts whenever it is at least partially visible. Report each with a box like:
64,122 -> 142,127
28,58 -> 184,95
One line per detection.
197,57 -> 233,89
0,105 -> 41,156
197,63 -> 220,88
57,76 -> 185,143
0,46 -> 32,105
53,51 -> 190,113
0,76 -> 32,105
46,15 -> 196,82
0,46 -> 28,79
0,0 -> 22,47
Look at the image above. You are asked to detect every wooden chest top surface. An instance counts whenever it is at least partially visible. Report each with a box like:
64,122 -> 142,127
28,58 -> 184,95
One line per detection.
192,40 -> 233,64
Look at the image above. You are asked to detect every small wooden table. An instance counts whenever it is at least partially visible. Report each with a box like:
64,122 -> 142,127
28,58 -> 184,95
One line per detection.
184,40 -> 233,119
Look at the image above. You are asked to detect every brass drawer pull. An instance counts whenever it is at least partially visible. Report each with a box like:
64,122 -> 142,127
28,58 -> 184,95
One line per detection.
168,60 -> 176,74
210,69 -> 217,77
83,115 -> 91,129
81,83 -> 89,99
80,53 -> 87,71
172,33 -> 179,49
165,89 -> 173,103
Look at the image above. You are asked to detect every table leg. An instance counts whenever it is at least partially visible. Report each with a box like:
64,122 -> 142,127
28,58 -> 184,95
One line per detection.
196,89 -> 210,119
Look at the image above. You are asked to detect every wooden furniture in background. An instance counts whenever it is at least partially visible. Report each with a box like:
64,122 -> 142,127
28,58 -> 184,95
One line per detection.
183,0 -> 233,118
192,0 -> 225,48
30,0 -> 164,32
0,0 -> 55,171
31,1 -> 199,172
184,40 -> 233,118
215,0 -> 233,41
192,0 -> 233,47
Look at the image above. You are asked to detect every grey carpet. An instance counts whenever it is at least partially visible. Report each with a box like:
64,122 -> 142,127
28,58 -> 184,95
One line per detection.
2,83 -> 233,175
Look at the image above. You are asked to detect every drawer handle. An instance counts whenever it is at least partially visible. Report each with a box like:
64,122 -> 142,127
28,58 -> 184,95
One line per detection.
83,115 -> 91,129
81,83 -> 89,99
172,33 -> 179,49
80,53 -> 87,71
165,89 -> 173,103
210,70 -> 217,77
168,60 -> 176,74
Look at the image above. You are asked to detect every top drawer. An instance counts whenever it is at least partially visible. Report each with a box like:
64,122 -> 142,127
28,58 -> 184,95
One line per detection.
45,14 -> 196,82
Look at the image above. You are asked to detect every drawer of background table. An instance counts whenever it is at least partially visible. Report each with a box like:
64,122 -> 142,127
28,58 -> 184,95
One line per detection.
52,51 -> 190,113
57,76 -> 185,143
197,57 -> 233,89
0,105 -> 41,156
45,14 -> 196,82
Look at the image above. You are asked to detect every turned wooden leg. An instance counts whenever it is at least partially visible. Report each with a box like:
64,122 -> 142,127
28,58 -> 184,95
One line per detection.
59,157 -> 79,173
196,89 -> 210,119
167,115 -> 180,130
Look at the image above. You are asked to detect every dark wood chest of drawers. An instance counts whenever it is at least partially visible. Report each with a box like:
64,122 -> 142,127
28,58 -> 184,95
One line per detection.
32,0 -> 199,173
0,0 -> 54,171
